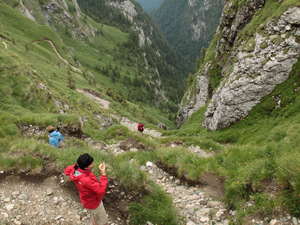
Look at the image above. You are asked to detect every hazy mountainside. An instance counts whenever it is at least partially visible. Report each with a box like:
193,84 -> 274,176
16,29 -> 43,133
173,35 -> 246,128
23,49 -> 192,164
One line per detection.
177,0 -> 300,130
134,0 -> 163,12
151,0 -> 223,63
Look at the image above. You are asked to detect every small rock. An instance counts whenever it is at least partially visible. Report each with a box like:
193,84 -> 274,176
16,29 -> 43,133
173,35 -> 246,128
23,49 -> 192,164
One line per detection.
6,204 -> 14,211
11,191 -> 20,196
4,197 -> 11,202
14,220 -> 22,225
146,161 -> 153,167
186,221 -> 196,225
54,215 -> 63,220
270,219 -> 278,225
187,208 -> 195,215
292,217 -> 298,225
46,188 -> 53,196
208,201 -> 222,208
200,216 -> 210,223
53,197 -> 59,205
200,200 -> 208,205
1,212 -> 8,218
19,194 -> 29,200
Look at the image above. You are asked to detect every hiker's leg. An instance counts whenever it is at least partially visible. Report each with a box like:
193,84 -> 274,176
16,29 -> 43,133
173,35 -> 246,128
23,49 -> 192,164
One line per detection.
90,202 -> 108,225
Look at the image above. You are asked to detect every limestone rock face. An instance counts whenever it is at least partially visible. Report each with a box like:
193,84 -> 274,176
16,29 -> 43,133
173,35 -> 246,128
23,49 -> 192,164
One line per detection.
17,0 -> 96,40
216,0 -> 265,58
203,7 -> 300,131
177,0 -> 300,131
109,0 -> 137,22
177,64 -> 211,128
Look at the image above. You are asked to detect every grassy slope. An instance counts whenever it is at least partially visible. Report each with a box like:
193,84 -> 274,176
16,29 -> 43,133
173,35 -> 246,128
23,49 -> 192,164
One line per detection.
1,1 -> 300,224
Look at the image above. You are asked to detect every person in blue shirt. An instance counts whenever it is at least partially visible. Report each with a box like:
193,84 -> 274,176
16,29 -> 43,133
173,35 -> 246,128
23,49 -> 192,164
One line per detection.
46,125 -> 65,148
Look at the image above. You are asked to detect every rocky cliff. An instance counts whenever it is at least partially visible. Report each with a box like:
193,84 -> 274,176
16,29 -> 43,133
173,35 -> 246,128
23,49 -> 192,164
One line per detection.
17,0 -> 96,40
177,0 -> 300,131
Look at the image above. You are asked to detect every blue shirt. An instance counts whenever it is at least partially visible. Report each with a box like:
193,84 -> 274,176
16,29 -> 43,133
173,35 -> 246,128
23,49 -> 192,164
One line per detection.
49,130 -> 64,148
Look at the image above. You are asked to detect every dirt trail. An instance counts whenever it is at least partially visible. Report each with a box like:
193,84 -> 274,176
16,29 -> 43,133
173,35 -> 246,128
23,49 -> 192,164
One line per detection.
77,89 -> 110,109
32,39 -> 82,73
0,172 -> 125,225
118,117 -> 161,138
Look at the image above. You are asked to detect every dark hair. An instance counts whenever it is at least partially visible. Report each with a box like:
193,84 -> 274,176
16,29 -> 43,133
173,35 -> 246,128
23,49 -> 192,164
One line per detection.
74,153 -> 94,170
46,125 -> 55,133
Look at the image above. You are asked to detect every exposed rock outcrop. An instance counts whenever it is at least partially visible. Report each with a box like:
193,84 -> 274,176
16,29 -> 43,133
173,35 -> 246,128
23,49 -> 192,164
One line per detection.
215,0 -> 265,59
177,64 -> 211,128
177,1 -> 300,131
17,0 -> 96,40
203,7 -> 300,131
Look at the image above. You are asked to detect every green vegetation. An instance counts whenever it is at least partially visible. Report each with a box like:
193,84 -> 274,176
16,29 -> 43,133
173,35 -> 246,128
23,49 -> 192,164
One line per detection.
76,0 -> 193,115
0,2 -> 181,223
1,0 -> 300,224
151,0 -> 223,63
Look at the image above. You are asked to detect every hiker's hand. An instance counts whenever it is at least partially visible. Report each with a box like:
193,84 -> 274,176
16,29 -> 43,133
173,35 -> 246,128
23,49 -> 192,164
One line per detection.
99,162 -> 106,175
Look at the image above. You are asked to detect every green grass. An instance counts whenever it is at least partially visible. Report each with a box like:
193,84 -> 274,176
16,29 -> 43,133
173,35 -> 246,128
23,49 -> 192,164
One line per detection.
129,182 -> 178,225
1,0 -> 300,223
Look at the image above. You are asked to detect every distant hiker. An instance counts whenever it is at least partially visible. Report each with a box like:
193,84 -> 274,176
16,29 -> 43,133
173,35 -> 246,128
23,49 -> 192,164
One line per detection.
46,125 -> 65,148
65,153 -> 108,225
137,122 -> 144,133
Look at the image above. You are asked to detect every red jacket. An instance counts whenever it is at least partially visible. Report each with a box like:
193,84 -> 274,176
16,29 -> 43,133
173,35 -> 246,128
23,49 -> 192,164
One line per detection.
64,165 -> 107,209
138,123 -> 144,131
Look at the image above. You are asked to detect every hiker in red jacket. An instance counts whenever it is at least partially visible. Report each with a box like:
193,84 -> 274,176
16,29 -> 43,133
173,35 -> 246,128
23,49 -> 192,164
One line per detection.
137,122 -> 144,133
65,153 -> 108,225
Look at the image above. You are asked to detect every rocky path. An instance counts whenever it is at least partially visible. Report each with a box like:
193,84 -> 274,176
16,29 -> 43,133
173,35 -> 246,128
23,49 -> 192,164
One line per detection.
0,173 -> 124,225
76,89 -> 162,138
118,117 -> 161,138
142,162 -> 230,225
77,89 -> 110,109
32,39 -> 82,73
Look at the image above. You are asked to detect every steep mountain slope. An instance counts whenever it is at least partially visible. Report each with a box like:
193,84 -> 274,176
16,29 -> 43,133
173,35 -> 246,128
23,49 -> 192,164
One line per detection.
151,0 -> 223,63
76,0 -> 193,112
7,0 -> 192,119
177,0 -> 300,130
1,0 -> 192,140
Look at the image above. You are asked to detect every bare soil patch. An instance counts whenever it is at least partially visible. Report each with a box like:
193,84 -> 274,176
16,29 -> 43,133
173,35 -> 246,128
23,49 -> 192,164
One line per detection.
119,136 -> 146,151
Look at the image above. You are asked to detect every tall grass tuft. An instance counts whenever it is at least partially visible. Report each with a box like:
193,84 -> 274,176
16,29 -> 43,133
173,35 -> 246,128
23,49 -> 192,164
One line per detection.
129,182 -> 178,225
